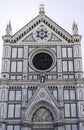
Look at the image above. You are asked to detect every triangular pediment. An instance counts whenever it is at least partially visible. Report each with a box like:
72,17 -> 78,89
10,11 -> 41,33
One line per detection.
24,86 -> 60,121
21,24 -> 62,43
11,14 -> 73,44
27,87 -> 59,108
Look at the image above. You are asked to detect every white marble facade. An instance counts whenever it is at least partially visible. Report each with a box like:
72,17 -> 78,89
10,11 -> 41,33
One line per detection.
0,5 -> 84,130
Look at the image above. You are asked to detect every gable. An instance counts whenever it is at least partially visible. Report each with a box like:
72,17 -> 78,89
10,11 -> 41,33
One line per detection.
11,14 -> 73,44
25,87 -> 60,121
22,32 -> 61,43
20,23 -> 62,43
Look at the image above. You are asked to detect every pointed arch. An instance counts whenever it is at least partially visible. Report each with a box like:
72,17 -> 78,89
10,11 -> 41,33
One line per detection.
32,106 -> 54,122
25,100 -> 60,122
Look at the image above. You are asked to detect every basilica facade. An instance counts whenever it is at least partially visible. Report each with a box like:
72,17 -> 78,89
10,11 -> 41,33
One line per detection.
0,5 -> 84,130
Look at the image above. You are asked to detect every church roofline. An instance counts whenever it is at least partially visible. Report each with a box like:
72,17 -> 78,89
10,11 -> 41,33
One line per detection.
12,15 -> 39,38
6,14 -> 73,43
45,15 -> 72,37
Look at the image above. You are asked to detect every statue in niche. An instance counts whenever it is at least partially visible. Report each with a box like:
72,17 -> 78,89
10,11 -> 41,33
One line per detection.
32,107 -> 53,122
40,74 -> 46,83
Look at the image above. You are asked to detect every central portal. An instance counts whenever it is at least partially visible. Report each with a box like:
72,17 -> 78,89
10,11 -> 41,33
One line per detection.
32,107 -> 54,130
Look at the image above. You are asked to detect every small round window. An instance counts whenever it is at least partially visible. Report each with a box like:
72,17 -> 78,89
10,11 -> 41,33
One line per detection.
33,52 -> 53,70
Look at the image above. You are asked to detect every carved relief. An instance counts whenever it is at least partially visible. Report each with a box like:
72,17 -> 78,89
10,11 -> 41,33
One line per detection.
32,107 -> 53,122
25,100 -> 59,122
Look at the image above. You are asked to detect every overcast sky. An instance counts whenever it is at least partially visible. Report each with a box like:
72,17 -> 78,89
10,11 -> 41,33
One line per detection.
0,0 -> 84,76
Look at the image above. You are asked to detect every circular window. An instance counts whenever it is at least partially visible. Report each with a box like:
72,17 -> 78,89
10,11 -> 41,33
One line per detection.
29,48 -> 56,72
33,52 -> 53,70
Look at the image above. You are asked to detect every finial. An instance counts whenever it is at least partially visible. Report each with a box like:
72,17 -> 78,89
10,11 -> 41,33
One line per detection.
6,20 -> 12,35
72,20 -> 75,30
72,20 -> 78,35
39,4 -> 45,15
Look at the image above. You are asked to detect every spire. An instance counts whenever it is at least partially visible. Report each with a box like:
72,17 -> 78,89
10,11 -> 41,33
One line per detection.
39,4 -> 45,15
72,20 -> 78,35
6,20 -> 12,35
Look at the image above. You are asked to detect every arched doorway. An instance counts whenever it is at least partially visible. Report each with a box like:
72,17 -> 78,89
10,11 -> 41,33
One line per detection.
25,100 -> 60,130
32,107 -> 54,130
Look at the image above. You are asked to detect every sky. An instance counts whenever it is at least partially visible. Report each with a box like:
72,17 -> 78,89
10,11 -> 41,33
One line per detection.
0,0 -> 84,77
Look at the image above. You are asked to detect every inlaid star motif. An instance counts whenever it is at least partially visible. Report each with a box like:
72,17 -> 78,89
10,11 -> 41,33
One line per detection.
36,29 -> 48,40
33,26 -> 51,41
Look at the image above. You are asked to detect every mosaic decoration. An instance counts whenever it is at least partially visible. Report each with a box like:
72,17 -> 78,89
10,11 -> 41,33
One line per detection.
33,26 -> 51,42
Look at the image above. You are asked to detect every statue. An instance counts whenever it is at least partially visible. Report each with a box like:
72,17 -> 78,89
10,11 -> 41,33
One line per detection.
40,74 -> 45,83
